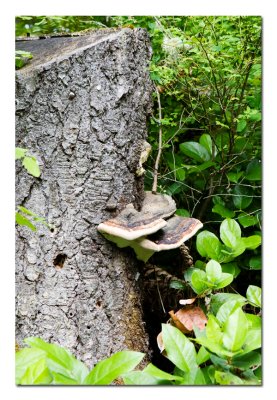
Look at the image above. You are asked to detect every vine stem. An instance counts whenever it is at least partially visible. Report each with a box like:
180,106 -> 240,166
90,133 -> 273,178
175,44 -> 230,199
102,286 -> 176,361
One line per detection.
152,86 -> 163,194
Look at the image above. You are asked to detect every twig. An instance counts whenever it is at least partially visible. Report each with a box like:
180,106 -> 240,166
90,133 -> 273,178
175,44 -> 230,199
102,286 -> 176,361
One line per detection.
152,86 -> 163,194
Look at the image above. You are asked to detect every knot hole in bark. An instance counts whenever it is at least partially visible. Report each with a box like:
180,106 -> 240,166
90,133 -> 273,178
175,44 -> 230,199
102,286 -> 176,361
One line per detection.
53,253 -> 67,269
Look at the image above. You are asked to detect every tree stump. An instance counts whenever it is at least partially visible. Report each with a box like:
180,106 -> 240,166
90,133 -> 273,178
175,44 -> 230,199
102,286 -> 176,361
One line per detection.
15,28 -> 153,367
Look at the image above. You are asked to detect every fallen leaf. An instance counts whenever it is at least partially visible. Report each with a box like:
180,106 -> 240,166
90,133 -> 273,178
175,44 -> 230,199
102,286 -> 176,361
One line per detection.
169,306 -> 208,333
179,297 -> 197,305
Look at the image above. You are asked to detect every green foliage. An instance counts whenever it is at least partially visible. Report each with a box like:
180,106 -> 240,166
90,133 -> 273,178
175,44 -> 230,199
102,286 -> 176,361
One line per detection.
16,147 -> 40,177
16,337 -> 144,385
15,206 -> 52,232
15,50 -> 33,69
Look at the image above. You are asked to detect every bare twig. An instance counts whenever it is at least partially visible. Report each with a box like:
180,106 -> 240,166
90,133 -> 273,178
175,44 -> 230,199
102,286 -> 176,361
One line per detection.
152,86 -> 163,194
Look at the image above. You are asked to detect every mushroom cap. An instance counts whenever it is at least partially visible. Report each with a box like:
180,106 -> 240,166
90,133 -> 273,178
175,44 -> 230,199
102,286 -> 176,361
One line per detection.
141,191 -> 176,219
97,204 -> 167,241
135,216 -> 203,252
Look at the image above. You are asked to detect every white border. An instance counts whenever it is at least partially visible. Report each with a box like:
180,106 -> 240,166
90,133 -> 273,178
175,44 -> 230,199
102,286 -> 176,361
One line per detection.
1,1 -> 276,399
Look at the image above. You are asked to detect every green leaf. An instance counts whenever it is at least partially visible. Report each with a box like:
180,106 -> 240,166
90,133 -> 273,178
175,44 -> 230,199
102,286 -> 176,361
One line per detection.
231,351 -> 261,370
227,171 -> 243,183
212,204 -> 235,218
16,348 -> 46,384
246,285 -> 261,307
245,159 -> 261,181
15,147 -> 27,160
242,235 -> 261,250
122,371 -> 170,385
15,212 -> 36,231
210,293 -> 246,314
222,308 -> 248,352
22,156 -> 41,177
51,372 -> 79,385
206,315 -> 223,343
215,273 -> 233,289
215,370 -> 244,385
216,300 -> 243,325
199,134 -> 215,156
238,212 -> 259,227
249,255 -> 262,270
162,324 -> 197,372
196,231 -> 222,260
83,351 -> 144,385
206,260 -> 222,283
191,269 -> 209,294
196,346 -> 210,365
17,206 -> 38,217
24,337 -> 88,383
237,119 -> 247,133
175,208 -> 190,217
195,337 -> 235,358
144,363 -> 183,381
169,280 -> 186,290
232,185 -> 253,209
221,262 -> 241,278
20,359 -> 52,385
243,315 -> 261,353
220,218 -> 241,248
180,141 -> 211,162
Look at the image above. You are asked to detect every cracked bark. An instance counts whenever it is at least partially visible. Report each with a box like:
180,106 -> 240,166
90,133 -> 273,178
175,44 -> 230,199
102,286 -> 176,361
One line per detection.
15,29 -> 153,368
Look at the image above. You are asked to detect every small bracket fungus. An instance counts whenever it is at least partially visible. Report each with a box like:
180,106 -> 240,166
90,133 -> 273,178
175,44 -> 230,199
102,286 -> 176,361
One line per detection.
97,203 -> 167,248
133,216 -> 203,261
97,193 -> 203,263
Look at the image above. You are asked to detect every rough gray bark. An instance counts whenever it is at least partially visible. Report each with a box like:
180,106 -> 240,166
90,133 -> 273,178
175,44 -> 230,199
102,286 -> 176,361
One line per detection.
15,28 -> 153,368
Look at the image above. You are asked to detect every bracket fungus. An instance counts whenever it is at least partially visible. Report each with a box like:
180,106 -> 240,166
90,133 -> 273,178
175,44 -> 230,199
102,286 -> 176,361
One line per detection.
97,192 -> 203,262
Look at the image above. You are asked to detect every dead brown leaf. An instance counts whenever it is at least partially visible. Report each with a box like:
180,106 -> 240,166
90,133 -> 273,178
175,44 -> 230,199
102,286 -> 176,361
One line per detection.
169,306 -> 208,333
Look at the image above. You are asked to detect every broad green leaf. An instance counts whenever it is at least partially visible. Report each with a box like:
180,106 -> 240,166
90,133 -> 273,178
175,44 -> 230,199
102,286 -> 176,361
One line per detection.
16,348 -> 46,384
15,147 -> 27,160
222,308 -> 248,352
15,212 -> 36,231
212,204 -> 235,218
216,300 -> 243,325
220,219 -> 241,248
186,160 -> 215,173
206,260 -> 222,283
246,285 -> 261,307
83,351 -> 144,385
242,235 -> 261,250
175,208 -> 190,217
22,156 -> 41,177
162,324 -> 197,372
51,372 -> 79,384
241,369 -> 261,385
24,337 -> 88,383
209,354 -> 230,369
169,280 -> 186,290
196,346 -> 210,365
199,134 -> 215,156
232,185 -> 253,209
236,119 -> 247,133
201,365 -> 215,384
245,159 -> 261,181
221,262 -> 241,278
210,293 -> 246,314
215,370 -> 244,385
180,141 -> 211,162
175,366 -> 206,385
196,231 -> 222,260
206,315 -> 223,343
17,206 -> 38,217
20,359 -> 52,385
231,351 -> 261,370
243,327 -> 261,354
249,255 -> 262,270
238,212 -> 259,227
195,337 -> 236,358
122,371 -> 170,385
227,171 -> 243,183
191,269 -> 209,294
215,273 -> 233,289
144,363 -> 183,381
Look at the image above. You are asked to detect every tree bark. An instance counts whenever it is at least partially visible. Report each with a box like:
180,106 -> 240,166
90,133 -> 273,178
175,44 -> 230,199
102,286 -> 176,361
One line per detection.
15,28 -> 153,368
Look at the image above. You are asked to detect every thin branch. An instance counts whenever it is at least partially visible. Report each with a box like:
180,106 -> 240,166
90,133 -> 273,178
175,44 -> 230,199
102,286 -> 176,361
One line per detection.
152,86 -> 163,194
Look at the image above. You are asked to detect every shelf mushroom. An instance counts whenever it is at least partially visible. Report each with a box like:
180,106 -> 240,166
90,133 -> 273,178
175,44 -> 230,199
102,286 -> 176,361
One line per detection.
131,216 -> 203,262
97,192 -> 203,262
97,192 -> 176,248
